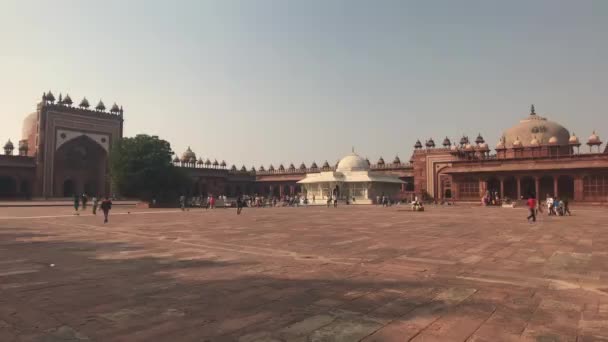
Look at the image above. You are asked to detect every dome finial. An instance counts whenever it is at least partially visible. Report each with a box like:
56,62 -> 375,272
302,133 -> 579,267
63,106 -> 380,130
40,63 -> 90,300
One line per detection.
530,104 -> 536,115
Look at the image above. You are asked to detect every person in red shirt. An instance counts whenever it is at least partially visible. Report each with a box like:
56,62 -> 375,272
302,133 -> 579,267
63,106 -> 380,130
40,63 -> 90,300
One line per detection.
526,197 -> 536,222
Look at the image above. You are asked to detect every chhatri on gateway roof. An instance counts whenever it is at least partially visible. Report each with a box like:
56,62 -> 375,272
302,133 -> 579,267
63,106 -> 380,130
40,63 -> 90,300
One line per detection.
0,96 -> 607,203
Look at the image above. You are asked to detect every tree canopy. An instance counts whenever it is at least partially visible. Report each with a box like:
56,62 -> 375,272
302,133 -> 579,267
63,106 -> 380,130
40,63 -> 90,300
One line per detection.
110,134 -> 190,201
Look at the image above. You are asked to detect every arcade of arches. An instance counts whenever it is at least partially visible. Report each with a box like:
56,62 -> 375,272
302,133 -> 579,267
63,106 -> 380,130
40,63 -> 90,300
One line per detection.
444,173 -> 604,201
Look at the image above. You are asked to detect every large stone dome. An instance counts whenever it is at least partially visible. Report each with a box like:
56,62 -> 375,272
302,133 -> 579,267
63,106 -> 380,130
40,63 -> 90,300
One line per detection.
502,107 -> 570,148
336,152 -> 370,172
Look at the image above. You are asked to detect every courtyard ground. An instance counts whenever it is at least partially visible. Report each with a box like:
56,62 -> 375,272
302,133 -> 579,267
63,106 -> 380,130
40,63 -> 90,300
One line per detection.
0,204 -> 607,342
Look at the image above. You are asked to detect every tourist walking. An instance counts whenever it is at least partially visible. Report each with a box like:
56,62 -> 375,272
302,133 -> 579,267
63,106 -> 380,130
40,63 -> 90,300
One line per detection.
563,197 -> 571,216
236,195 -> 243,215
526,196 -> 537,222
100,196 -> 112,223
92,196 -> 99,215
81,193 -> 88,210
73,194 -> 80,213
209,195 -> 216,209
546,195 -> 555,215
179,195 -> 186,211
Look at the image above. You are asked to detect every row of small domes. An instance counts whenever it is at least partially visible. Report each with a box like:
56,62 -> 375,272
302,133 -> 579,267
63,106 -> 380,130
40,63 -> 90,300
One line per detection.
42,91 -> 123,114
415,131 -> 602,150
415,134 -> 487,150
177,147 -> 403,172
497,131 -> 601,149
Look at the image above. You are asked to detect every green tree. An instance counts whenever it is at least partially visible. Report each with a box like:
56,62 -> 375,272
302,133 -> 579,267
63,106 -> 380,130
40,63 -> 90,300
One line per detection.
110,134 -> 190,201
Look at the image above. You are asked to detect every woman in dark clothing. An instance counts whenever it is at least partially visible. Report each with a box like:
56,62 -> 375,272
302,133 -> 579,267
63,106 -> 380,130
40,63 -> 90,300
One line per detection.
100,197 -> 112,223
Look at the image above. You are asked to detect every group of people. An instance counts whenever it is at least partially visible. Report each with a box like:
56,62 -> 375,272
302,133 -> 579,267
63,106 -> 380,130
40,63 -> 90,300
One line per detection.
526,194 -> 571,222
481,191 -> 502,206
375,194 -> 392,207
73,193 -> 113,223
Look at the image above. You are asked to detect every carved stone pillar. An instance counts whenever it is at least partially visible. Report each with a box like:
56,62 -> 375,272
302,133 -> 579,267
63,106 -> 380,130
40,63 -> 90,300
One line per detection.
535,177 -> 540,199
516,177 -> 521,199
574,175 -> 584,201
479,178 -> 488,198
499,177 -> 505,198
553,175 -> 559,198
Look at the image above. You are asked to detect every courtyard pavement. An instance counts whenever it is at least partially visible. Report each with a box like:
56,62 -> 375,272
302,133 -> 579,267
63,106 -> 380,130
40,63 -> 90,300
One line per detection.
0,204 -> 607,341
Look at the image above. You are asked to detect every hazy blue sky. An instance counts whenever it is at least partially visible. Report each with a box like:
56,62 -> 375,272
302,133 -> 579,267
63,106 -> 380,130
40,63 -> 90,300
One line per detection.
1,0 -> 607,167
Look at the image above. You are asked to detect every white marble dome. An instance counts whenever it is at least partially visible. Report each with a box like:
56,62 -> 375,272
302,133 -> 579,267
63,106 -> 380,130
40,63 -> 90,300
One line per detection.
336,152 -> 370,172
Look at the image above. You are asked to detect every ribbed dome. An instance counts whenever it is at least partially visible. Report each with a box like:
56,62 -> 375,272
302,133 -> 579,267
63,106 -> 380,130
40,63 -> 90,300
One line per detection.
450,143 -> 458,151
464,143 -> 474,151
496,137 -> 506,150
503,107 -> 570,148
478,142 -> 489,150
569,133 -> 580,145
548,136 -> 558,145
181,147 -> 196,161
588,131 -> 601,145
336,152 -> 370,172
512,137 -> 523,148
442,137 -> 451,147
529,136 -> 540,147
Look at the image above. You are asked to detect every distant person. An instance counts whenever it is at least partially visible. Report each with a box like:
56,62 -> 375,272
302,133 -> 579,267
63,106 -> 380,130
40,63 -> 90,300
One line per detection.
92,196 -> 99,215
553,197 -> 561,216
312,194 -> 316,204
563,197 -> 571,216
546,195 -> 555,215
209,195 -> 216,209
81,193 -> 88,210
236,195 -> 243,215
179,195 -> 186,211
100,196 -> 112,223
73,194 -> 80,213
527,196 -> 537,222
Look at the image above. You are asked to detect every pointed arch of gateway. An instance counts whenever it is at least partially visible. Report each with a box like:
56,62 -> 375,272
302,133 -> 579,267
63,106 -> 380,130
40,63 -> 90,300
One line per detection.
53,135 -> 108,197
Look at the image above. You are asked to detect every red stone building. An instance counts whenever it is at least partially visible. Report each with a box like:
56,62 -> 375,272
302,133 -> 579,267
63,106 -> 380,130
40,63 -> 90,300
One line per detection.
1,96 -> 606,203
0,92 -> 122,198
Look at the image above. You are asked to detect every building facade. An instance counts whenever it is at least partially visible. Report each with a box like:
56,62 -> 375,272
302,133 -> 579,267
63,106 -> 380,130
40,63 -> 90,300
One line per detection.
0,96 -> 606,203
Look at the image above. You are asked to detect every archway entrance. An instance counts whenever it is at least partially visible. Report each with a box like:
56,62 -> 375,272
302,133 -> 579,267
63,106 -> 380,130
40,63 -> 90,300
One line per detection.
20,180 -> 31,199
487,177 -> 500,195
53,135 -> 108,197
520,177 -> 535,199
0,176 -> 17,198
503,177 -> 517,199
558,175 -> 574,200
539,176 -> 553,200
63,179 -> 75,197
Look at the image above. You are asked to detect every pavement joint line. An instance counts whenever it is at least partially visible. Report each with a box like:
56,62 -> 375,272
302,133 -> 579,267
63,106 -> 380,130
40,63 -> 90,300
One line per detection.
0,210 -> 185,220
47,221 -> 358,266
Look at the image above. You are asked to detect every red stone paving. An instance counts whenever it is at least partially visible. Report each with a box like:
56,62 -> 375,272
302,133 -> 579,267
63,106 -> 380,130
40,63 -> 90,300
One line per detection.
1,205 -> 608,341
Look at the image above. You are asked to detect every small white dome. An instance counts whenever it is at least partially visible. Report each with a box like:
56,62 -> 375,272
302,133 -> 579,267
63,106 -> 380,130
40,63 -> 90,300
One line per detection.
512,137 -> 522,148
569,133 -> 580,144
530,136 -> 540,147
336,152 -> 370,172
478,142 -> 489,150
548,136 -> 558,145
588,131 -> 601,144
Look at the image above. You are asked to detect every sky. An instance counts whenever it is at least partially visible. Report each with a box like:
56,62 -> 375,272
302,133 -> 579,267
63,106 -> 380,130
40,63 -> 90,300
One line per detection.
1,0 -> 607,167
